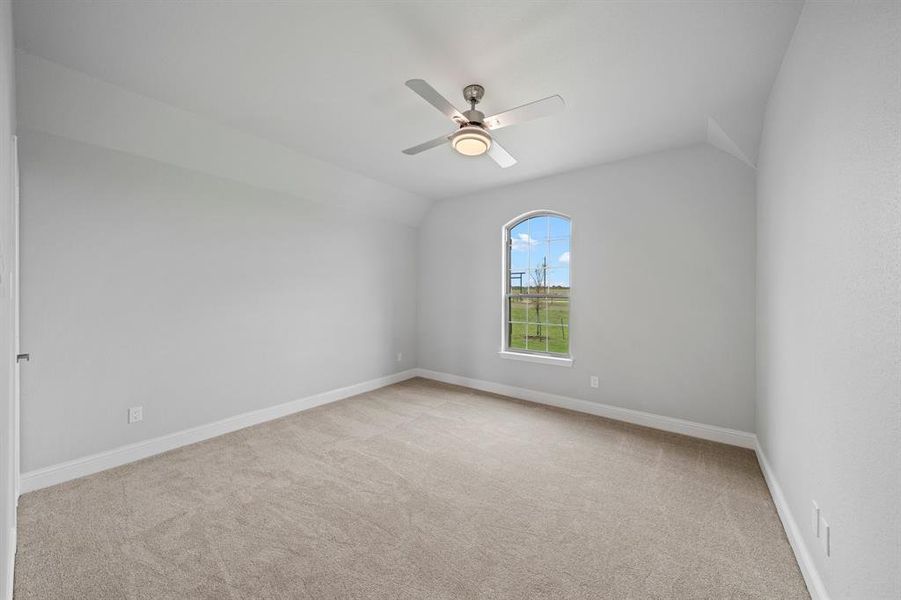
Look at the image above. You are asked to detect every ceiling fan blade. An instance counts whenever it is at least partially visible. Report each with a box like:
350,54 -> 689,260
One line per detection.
402,134 -> 451,155
483,95 -> 565,131
487,138 -> 516,168
405,79 -> 467,125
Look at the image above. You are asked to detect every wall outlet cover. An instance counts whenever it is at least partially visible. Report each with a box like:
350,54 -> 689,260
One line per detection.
812,500 -> 821,537
590,376 -> 599,388
128,406 -> 143,424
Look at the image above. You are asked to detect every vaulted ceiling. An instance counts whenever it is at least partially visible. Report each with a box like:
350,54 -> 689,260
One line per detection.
13,1 -> 802,200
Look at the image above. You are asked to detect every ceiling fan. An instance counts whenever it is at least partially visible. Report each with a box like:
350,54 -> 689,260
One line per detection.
402,79 -> 565,168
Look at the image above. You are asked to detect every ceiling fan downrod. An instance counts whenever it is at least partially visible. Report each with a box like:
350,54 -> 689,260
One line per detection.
462,84 -> 485,124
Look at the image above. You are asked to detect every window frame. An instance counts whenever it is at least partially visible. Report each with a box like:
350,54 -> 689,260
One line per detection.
499,210 -> 573,367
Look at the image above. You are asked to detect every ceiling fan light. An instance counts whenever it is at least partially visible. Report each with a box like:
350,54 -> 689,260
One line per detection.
451,126 -> 491,157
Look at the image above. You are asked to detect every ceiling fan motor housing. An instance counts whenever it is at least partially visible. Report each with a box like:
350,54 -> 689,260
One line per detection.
463,83 -> 485,104
462,108 -> 485,124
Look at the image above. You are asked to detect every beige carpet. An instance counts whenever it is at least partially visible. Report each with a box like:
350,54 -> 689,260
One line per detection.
15,378 -> 808,599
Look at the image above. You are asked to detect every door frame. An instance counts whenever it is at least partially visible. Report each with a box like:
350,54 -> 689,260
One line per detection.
11,134 -> 18,504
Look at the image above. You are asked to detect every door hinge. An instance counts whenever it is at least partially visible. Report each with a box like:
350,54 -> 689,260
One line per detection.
16,353 -> 29,363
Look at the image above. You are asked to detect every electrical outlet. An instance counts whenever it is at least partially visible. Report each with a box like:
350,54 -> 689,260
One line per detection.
822,519 -> 831,557
128,406 -> 143,424
812,501 -> 821,537
397,352 -> 403,363
590,375 -> 599,388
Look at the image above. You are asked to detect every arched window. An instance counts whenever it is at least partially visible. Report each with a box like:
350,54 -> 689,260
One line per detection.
502,211 -> 571,362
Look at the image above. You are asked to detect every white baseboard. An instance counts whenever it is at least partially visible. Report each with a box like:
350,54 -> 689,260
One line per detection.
414,369 -> 824,598
755,442 -> 830,600
19,369 -> 418,494
15,367 -> 820,600
414,368 -> 757,449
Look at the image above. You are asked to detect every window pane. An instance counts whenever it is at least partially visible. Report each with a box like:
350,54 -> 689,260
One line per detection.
508,296 -> 528,322
529,256 -> 550,293
548,323 -> 569,355
549,239 -> 570,268
508,270 -> 527,295
527,323 -> 548,353
529,215 -> 549,242
549,215 -> 571,239
510,219 -> 529,243
523,298 -> 547,324
508,322 -> 527,350
546,267 -> 570,295
510,246 -> 529,271
510,220 -> 533,278
522,298 -> 538,325
547,296 -> 569,326
511,220 -> 534,250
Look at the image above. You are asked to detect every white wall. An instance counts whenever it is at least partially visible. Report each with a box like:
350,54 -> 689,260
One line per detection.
418,143 -> 757,432
0,0 -> 15,596
13,51 -> 424,474
18,130 -> 418,472
15,51 -> 430,227
756,2 -> 900,599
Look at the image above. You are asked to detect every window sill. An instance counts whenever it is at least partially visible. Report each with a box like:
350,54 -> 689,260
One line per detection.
498,351 -> 573,367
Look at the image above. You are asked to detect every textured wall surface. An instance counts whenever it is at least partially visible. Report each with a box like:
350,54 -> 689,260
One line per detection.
18,131 -> 418,472
756,1 -> 901,598
419,143 -> 757,432
0,0 -> 16,595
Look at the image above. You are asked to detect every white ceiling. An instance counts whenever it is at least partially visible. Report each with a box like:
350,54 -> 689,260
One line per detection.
12,1 -> 802,200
